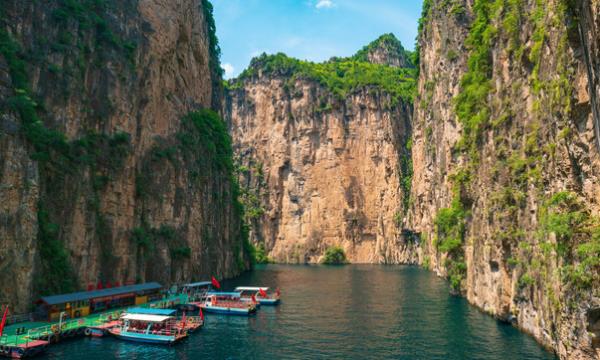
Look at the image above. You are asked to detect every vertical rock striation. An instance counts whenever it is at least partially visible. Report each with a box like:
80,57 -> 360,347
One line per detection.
0,0 -> 249,312
409,1 -> 600,358
226,37 -> 418,264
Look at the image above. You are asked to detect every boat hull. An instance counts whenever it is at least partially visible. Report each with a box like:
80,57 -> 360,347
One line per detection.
0,341 -> 48,359
258,298 -> 280,306
108,329 -> 184,345
200,305 -> 256,316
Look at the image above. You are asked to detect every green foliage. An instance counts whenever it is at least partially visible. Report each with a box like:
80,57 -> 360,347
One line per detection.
178,109 -> 234,173
321,246 -> 348,265
400,139 -> 413,214
132,226 -> 154,250
453,0 -> 499,156
1,27 -> 134,294
435,198 -> 466,254
234,53 -> 417,104
418,0 -> 432,36
202,0 -> 224,101
171,246 -> 192,259
253,243 -> 272,264
518,273 -> 536,289
50,0 -> 137,65
539,192 -> 586,245
36,205 -> 78,295
538,192 -> 600,289
434,172 -> 470,292
352,33 -> 413,67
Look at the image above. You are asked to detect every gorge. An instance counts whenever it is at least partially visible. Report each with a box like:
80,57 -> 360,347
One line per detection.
0,0 -> 599,359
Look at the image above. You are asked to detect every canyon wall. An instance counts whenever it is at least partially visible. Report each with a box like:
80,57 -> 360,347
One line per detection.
408,0 -> 600,358
0,0 -> 249,312
225,38 -> 418,263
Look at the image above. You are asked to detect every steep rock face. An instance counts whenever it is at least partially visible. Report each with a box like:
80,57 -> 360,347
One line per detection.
409,1 -> 600,359
226,52 -> 416,264
0,0 -> 248,312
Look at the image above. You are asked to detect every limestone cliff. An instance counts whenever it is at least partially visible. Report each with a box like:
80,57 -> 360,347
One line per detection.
409,0 -> 600,358
0,0 -> 249,312
225,39 -> 417,263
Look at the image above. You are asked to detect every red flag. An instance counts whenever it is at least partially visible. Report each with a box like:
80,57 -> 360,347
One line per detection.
251,294 -> 257,304
114,281 -> 121,288
0,306 -> 9,337
87,283 -> 95,291
259,288 -> 267,298
198,307 -> 204,321
211,276 -> 221,289
105,281 -> 112,288
276,288 -> 281,297
96,281 -> 103,290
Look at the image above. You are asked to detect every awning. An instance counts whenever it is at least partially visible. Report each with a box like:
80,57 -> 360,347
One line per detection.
40,282 -> 163,306
206,292 -> 241,297
121,313 -> 172,322
234,287 -> 269,292
126,308 -> 176,316
183,281 -> 212,288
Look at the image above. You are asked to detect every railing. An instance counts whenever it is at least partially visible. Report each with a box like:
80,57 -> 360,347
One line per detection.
209,299 -> 253,309
122,324 -> 185,337
6,313 -> 34,325
0,293 -> 192,347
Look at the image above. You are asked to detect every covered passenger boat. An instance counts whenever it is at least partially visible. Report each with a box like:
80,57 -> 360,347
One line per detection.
199,292 -> 257,316
234,287 -> 281,306
108,308 -> 188,345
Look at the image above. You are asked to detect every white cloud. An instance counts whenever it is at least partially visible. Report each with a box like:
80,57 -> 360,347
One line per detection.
316,0 -> 335,9
222,63 -> 235,79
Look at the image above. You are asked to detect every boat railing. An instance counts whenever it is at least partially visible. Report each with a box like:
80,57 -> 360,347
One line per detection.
6,312 -> 34,325
123,323 -> 186,337
209,299 -> 254,309
178,316 -> 203,327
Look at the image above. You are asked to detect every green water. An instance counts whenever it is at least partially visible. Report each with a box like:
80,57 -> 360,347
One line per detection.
42,265 -> 557,359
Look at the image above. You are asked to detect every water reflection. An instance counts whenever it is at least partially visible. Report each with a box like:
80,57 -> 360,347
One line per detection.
43,265 -> 556,359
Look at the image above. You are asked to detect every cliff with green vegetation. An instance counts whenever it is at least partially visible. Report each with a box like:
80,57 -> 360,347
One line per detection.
225,36 -> 418,264
408,0 -> 600,358
0,0 -> 250,312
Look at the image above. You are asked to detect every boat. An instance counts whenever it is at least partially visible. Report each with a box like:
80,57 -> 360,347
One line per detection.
181,281 -> 213,303
234,287 -> 281,306
107,308 -> 189,345
199,292 -> 257,316
85,320 -> 120,337
0,340 -> 48,359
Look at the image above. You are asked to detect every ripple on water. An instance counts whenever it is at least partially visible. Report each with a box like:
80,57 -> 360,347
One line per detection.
41,265 -> 557,360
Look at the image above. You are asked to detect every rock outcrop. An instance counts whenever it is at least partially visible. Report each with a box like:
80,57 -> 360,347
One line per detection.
225,40 -> 417,263
408,1 -> 600,358
0,0 -> 249,312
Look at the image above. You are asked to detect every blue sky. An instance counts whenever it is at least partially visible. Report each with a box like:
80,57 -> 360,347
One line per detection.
211,0 -> 423,78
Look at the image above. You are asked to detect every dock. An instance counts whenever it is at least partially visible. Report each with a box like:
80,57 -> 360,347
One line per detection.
0,293 -> 189,358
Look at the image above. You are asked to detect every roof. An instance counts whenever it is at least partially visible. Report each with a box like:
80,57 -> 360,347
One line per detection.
234,287 -> 269,292
126,308 -> 176,316
121,313 -> 172,322
183,281 -> 212,288
40,282 -> 163,306
206,292 -> 241,297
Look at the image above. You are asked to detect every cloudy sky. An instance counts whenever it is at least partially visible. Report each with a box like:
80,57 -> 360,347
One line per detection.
211,0 -> 422,78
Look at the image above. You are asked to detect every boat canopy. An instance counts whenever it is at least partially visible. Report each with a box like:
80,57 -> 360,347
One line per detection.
206,291 -> 241,297
121,313 -> 172,322
126,308 -> 176,316
234,287 -> 269,292
183,281 -> 212,288
39,282 -> 163,306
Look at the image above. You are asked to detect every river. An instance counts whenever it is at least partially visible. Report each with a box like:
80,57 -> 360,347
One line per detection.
41,265 -> 557,359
